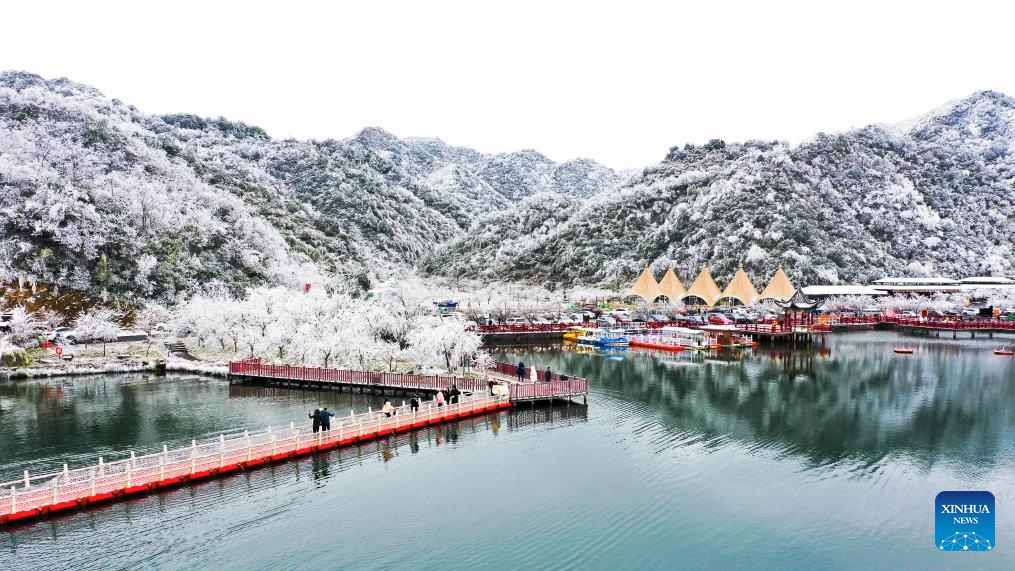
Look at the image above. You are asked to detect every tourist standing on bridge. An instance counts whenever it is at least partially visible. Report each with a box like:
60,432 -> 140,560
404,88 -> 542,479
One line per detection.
382,400 -> 394,417
410,394 -> 420,412
320,407 -> 335,430
544,367 -> 552,382
435,390 -> 446,407
309,408 -> 321,433
449,384 -> 460,404
517,361 -> 526,381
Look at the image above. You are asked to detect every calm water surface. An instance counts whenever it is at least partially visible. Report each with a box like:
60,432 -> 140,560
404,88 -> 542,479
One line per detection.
2,331 -> 1014,570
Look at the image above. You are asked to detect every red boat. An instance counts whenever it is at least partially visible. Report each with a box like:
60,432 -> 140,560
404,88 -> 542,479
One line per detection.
893,348 -> 915,354
995,347 -> 1014,356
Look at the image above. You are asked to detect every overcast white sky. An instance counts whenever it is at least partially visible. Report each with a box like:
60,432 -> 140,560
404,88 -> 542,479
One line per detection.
2,0 -> 1012,168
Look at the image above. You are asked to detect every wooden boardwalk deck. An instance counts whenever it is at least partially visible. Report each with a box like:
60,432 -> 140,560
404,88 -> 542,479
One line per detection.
228,359 -> 590,404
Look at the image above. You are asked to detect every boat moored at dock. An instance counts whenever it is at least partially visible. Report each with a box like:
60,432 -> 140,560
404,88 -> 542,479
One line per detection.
575,327 -> 631,347
630,326 -> 711,352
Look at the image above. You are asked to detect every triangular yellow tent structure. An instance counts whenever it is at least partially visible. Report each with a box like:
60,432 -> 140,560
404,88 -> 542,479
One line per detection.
683,266 -> 722,306
626,266 -> 663,302
758,265 -> 796,302
658,268 -> 686,302
720,266 -> 760,306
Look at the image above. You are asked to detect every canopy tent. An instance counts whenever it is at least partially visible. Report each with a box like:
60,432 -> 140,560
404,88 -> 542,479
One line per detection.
758,265 -> 796,302
626,266 -> 663,302
658,268 -> 686,302
720,266 -> 760,306
682,266 -> 722,306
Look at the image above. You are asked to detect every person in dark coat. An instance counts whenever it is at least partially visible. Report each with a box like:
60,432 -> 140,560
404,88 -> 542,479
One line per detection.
320,407 -> 335,430
410,394 -> 420,412
309,408 -> 321,433
449,384 -> 461,404
517,361 -> 526,381
544,367 -> 552,382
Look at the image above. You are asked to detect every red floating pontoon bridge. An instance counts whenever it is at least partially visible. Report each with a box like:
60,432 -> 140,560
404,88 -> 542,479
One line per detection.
1,360 -> 588,527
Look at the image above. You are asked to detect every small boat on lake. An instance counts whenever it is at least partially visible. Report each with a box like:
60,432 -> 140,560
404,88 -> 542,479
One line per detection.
630,326 -> 711,352
700,325 -> 755,349
893,347 -> 915,354
562,326 -> 584,341
576,327 -> 631,347
995,347 -> 1014,356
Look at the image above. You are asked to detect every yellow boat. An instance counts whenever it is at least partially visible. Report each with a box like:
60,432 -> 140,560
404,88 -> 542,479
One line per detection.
562,326 -> 585,341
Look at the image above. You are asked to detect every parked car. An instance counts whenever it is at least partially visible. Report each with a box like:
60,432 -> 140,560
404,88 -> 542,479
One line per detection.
899,311 -> 918,318
649,314 -> 671,322
679,315 -> 706,326
62,330 -> 92,344
45,327 -> 73,341
708,314 -> 734,325
960,308 -> 979,317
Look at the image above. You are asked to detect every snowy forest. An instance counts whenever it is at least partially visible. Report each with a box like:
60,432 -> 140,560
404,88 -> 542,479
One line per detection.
3,70 -> 1015,328
433,92 -> 1015,288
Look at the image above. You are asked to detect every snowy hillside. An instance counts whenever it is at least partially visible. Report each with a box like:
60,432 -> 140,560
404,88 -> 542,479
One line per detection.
431,91 -> 1015,288
0,71 -> 623,300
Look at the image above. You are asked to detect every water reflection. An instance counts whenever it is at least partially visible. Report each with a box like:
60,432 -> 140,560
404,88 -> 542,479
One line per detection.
494,331 -> 1015,471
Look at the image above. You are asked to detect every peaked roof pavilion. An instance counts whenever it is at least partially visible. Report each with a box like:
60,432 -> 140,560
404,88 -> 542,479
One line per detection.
721,266 -> 760,306
658,267 -> 686,301
627,266 -> 663,302
758,265 -> 797,302
683,266 -> 722,306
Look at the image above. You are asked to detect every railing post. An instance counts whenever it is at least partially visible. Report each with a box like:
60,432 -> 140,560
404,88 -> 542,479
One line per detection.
159,453 -> 165,481
130,450 -> 136,469
63,464 -> 69,483
219,434 -> 226,467
270,427 -> 277,456
245,430 -> 252,462
9,486 -> 14,515
190,440 -> 197,475
23,470 -> 29,489
163,444 -> 169,465
294,428 -> 300,452
98,457 -> 104,477
52,480 -> 58,505
90,468 -> 96,497
125,464 -> 132,489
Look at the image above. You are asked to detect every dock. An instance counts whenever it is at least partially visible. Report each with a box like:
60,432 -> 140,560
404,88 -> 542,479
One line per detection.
1,360 -> 588,527
227,358 -> 589,404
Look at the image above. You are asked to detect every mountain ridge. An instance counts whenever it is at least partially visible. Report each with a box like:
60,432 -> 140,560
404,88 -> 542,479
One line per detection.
428,89 -> 1015,288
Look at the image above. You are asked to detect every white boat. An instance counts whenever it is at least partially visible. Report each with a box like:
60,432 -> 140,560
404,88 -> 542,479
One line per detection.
630,326 -> 712,351
576,327 -> 631,347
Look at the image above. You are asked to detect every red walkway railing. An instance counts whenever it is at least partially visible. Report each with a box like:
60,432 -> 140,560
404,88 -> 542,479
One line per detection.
229,359 -> 590,402
229,359 -> 490,394
0,392 -> 510,527
884,317 -> 1015,331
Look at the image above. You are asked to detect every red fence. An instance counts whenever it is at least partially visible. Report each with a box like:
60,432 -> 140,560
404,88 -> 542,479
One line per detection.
885,318 -> 1015,331
510,379 -> 588,401
229,359 -> 490,394
735,323 -> 832,334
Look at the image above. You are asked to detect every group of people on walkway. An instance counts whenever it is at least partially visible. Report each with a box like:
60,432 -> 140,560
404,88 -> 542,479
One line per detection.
308,407 -> 335,433
516,361 -> 555,383
307,386 -> 464,431
434,384 -> 461,407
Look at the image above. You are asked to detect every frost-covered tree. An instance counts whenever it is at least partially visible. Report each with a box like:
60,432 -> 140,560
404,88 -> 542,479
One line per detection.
73,307 -> 120,356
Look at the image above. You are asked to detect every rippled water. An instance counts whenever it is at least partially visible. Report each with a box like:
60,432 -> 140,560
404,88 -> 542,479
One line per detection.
2,331 -> 1014,569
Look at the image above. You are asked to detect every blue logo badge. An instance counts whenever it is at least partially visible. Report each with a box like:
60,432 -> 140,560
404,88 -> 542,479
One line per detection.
936,491 -> 995,552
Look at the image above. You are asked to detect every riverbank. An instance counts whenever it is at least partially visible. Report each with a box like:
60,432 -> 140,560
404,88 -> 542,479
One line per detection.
2,339 -> 228,379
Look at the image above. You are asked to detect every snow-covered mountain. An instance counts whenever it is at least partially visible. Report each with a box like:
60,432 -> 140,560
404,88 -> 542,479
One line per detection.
430,91 -> 1015,288
0,71 -> 624,300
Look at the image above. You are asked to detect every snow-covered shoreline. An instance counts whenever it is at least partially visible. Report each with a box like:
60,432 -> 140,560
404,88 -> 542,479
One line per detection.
1,358 -> 228,380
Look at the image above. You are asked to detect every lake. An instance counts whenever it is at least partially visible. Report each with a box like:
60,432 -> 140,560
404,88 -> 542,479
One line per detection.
2,330 -> 1014,569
